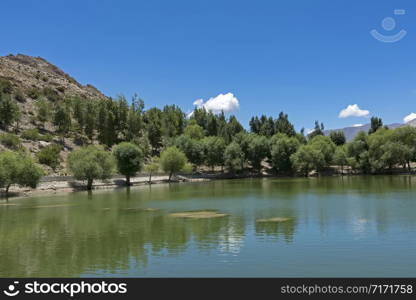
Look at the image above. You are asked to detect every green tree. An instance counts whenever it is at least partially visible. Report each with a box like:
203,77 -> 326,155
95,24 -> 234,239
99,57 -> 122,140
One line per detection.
308,121 -> 324,140
184,122 -> 204,140
221,115 -> 244,144
224,141 -> 245,173
274,112 -> 296,137
161,105 -> 185,138
245,134 -> 269,172
84,101 -> 97,141
115,95 -> 129,136
113,142 -> 144,185
202,136 -> 226,171
0,92 -> 20,131
329,130 -> 346,146
175,135 -> 205,167
159,146 -> 187,181
333,146 -> 348,174
126,95 -> 144,141
391,126 -> 416,172
290,145 -> 325,176
35,96 -> 51,128
71,96 -> 86,131
53,102 -> 71,141
67,146 -> 115,190
367,128 -> 392,172
309,135 -> 336,166
144,107 -> 163,153
346,131 -> 370,173
0,151 -> 43,196
249,116 -> 261,134
368,117 -> 383,134
270,133 -> 300,173
144,157 -> 159,184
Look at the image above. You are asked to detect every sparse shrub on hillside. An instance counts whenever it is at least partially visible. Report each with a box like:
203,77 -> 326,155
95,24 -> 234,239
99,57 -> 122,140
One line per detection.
27,87 -> 41,99
14,89 -> 25,102
0,133 -> 22,150
21,129 -> 41,141
40,133 -> 54,142
0,78 -> 13,94
0,93 -> 20,130
36,144 -> 62,170
42,87 -> 61,102
35,97 -> 52,127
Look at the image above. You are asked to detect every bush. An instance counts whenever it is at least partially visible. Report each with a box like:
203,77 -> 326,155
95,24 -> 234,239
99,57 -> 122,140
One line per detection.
36,144 -> 62,170
0,78 -> 13,94
21,129 -> 40,141
42,87 -> 61,102
40,133 -> 54,142
27,87 -> 41,99
0,133 -> 21,150
14,89 -> 25,102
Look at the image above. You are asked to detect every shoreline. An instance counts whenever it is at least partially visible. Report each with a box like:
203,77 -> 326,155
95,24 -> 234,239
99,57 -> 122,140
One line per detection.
1,169 -> 414,200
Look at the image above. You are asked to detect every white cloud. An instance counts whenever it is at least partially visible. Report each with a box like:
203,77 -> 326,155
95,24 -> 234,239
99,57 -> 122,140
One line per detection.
338,104 -> 370,118
352,123 -> 363,127
192,92 -> 240,114
404,112 -> 416,123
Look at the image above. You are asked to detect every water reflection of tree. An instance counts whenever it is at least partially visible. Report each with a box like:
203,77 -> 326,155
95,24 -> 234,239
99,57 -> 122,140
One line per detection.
255,218 -> 297,243
0,203 -> 246,277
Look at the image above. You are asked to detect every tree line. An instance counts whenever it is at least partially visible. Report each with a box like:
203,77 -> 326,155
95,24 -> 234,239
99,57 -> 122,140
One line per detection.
1,80 -> 416,195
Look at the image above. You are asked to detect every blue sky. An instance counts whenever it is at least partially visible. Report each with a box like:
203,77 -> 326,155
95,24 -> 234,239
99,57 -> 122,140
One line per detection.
1,0 -> 416,130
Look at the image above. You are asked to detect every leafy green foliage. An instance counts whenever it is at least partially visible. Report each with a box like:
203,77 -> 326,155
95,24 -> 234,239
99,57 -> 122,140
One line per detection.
67,146 -> 115,190
0,151 -> 43,195
329,130 -> 346,146
36,144 -> 62,170
175,135 -> 204,166
270,133 -> 300,173
0,133 -> 22,150
159,146 -> 187,180
224,141 -> 244,173
202,136 -> 226,170
112,142 -> 143,185
0,92 -> 20,130
184,123 -> 204,140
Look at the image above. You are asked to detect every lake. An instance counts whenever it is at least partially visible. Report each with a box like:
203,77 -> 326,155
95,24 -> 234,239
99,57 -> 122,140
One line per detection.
0,176 -> 415,277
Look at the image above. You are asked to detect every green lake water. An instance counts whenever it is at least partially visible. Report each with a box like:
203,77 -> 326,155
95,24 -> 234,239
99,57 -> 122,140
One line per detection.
0,176 -> 415,277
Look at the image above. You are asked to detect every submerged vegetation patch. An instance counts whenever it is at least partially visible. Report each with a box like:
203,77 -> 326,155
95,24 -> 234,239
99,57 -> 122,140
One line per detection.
169,210 -> 229,219
122,207 -> 160,212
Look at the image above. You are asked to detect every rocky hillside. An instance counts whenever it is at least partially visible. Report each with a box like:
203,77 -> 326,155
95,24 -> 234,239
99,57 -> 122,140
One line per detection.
0,54 -> 109,175
0,54 -> 107,100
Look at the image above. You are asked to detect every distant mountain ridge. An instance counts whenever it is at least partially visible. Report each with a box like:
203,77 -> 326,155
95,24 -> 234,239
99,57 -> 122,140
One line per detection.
324,121 -> 415,141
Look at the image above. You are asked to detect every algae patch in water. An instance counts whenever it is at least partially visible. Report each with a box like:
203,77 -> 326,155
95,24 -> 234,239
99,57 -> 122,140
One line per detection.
169,210 -> 229,219
122,207 -> 160,212
256,217 -> 292,223
28,204 -> 72,209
